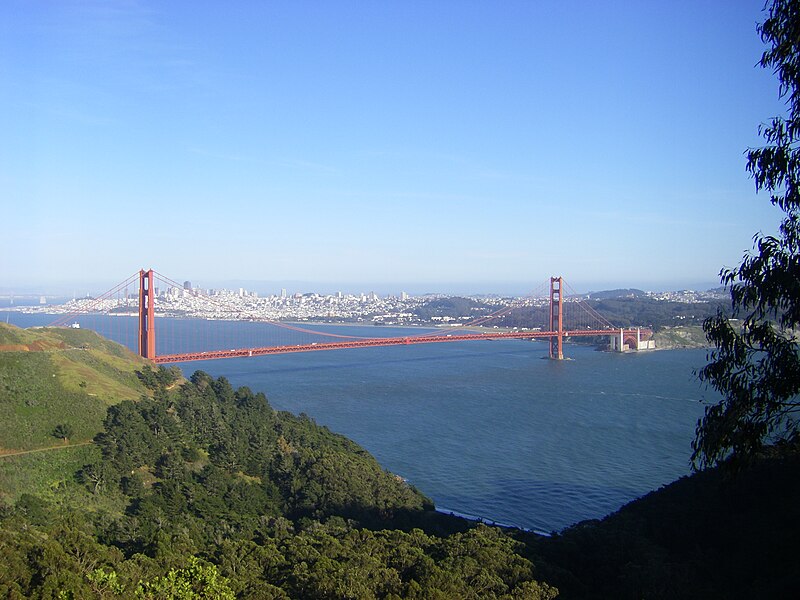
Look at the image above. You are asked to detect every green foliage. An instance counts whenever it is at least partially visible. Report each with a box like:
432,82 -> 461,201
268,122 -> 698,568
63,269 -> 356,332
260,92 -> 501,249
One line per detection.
0,352 -> 108,449
5,329 -> 798,598
528,452 -> 800,599
696,0 -> 800,468
77,460 -> 117,496
486,298 -> 725,332
414,297 -> 485,321
0,510 -> 128,599
263,522 -> 550,599
0,325 -> 150,451
0,365 -> 560,598
0,444 -> 103,505
0,323 -> 559,597
136,365 -> 182,393
0,504 -> 557,599
96,372 -> 430,529
586,298 -> 726,330
136,557 -> 235,599
53,423 -> 74,442
87,568 -> 124,597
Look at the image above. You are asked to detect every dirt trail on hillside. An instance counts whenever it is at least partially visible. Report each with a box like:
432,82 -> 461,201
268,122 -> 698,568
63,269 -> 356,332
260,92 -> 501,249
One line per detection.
0,441 -> 92,458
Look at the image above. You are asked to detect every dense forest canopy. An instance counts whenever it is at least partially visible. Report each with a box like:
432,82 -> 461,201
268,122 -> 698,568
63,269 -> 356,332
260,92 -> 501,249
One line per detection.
1,362 -> 798,599
0,366 -> 559,599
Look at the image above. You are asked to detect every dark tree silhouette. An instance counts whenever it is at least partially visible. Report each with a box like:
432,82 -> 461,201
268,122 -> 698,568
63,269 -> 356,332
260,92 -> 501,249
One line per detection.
52,423 -> 74,443
695,0 -> 800,468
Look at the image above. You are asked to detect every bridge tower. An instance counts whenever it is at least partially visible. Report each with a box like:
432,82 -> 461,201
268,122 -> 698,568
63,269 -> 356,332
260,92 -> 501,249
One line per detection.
138,269 -> 156,359
549,276 -> 564,360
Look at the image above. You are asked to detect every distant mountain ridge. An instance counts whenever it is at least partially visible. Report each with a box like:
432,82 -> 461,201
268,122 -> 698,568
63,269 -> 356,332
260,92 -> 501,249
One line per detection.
582,288 -> 647,300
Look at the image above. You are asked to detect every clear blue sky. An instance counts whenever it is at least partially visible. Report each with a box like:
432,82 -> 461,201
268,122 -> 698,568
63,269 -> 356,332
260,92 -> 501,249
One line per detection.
0,1 -> 787,295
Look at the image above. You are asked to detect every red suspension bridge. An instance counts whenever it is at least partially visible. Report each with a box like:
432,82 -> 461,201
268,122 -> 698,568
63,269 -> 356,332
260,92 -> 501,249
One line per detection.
47,269 -> 652,363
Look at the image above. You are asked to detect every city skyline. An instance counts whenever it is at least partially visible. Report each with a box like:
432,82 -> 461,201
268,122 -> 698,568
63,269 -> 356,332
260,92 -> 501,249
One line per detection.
0,273 -> 726,300
1,1 -> 785,292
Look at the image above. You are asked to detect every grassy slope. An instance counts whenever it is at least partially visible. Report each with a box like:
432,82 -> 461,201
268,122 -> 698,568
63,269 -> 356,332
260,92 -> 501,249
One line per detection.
0,323 -> 151,507
0,323 -> 150,451
0,444 -> 93,500
653,325 -> 710,349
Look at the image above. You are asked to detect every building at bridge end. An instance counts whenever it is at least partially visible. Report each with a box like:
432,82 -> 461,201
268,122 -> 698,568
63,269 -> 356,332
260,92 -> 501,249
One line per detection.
609,328 -> 655,352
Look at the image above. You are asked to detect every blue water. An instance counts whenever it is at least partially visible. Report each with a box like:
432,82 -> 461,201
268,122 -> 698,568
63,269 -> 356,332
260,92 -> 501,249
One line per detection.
1,312 -> 714,533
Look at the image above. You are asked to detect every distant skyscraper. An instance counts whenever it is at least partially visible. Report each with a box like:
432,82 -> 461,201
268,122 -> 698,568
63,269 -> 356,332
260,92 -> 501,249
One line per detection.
183,281 -> 192,290
281,288 -> 287,299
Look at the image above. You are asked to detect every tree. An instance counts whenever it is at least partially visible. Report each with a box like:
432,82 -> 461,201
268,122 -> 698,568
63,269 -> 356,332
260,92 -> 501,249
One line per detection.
53,423 -> 74,443
135,556 -> 235,599
78,461 -> 115,495
694,0 -> 800,469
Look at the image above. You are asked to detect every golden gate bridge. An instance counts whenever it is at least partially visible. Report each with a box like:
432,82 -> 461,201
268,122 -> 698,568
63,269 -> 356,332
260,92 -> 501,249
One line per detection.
46,269 -> 652,363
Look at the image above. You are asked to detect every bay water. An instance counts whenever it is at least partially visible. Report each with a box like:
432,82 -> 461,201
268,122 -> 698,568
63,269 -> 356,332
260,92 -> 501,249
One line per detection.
2,312 -> 714,533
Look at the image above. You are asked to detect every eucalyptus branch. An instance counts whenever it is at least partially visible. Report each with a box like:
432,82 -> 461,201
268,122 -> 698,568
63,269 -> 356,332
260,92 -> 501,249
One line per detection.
694,0 -> 800,469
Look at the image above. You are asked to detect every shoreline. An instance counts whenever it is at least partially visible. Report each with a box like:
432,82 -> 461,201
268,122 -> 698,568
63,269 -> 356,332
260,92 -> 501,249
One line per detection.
435,506 -> 552,537
1,310 -> 714,351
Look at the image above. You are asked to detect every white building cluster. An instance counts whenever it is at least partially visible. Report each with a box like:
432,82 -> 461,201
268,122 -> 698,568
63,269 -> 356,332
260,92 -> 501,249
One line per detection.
643,289 -> 727,303
9,282 -> 726,327
19,285 -> 439,325
153,287 -> 429,324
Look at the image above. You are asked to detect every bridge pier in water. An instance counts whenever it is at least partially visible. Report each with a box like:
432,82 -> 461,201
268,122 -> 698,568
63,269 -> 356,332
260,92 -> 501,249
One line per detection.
549,276 -> 564,359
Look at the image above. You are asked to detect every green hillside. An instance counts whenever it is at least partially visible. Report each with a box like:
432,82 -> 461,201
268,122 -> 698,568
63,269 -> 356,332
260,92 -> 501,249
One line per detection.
0,323 -> 151,453
524,447 -> 800,599
652,325 -> 710,349
1,324 -> 798,598
0,341 -> 558,598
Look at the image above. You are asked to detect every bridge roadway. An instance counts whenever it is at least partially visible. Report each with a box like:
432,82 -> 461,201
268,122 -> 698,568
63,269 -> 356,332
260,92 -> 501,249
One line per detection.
152,328 -> 650,364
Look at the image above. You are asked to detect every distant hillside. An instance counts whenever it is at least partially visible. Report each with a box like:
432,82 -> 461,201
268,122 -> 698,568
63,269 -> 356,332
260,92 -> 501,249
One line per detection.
582,288 -> 646,300
0,323 -> 151,453
527,448 -> 800,599
653,325 -> 711,349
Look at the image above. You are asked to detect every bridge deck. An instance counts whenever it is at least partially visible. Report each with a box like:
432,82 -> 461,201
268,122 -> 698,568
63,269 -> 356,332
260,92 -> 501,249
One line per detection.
152,328 -> 649,364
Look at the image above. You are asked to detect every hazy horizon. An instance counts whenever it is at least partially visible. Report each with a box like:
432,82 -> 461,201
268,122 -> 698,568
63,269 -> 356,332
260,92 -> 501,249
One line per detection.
0,275 -> 725,299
